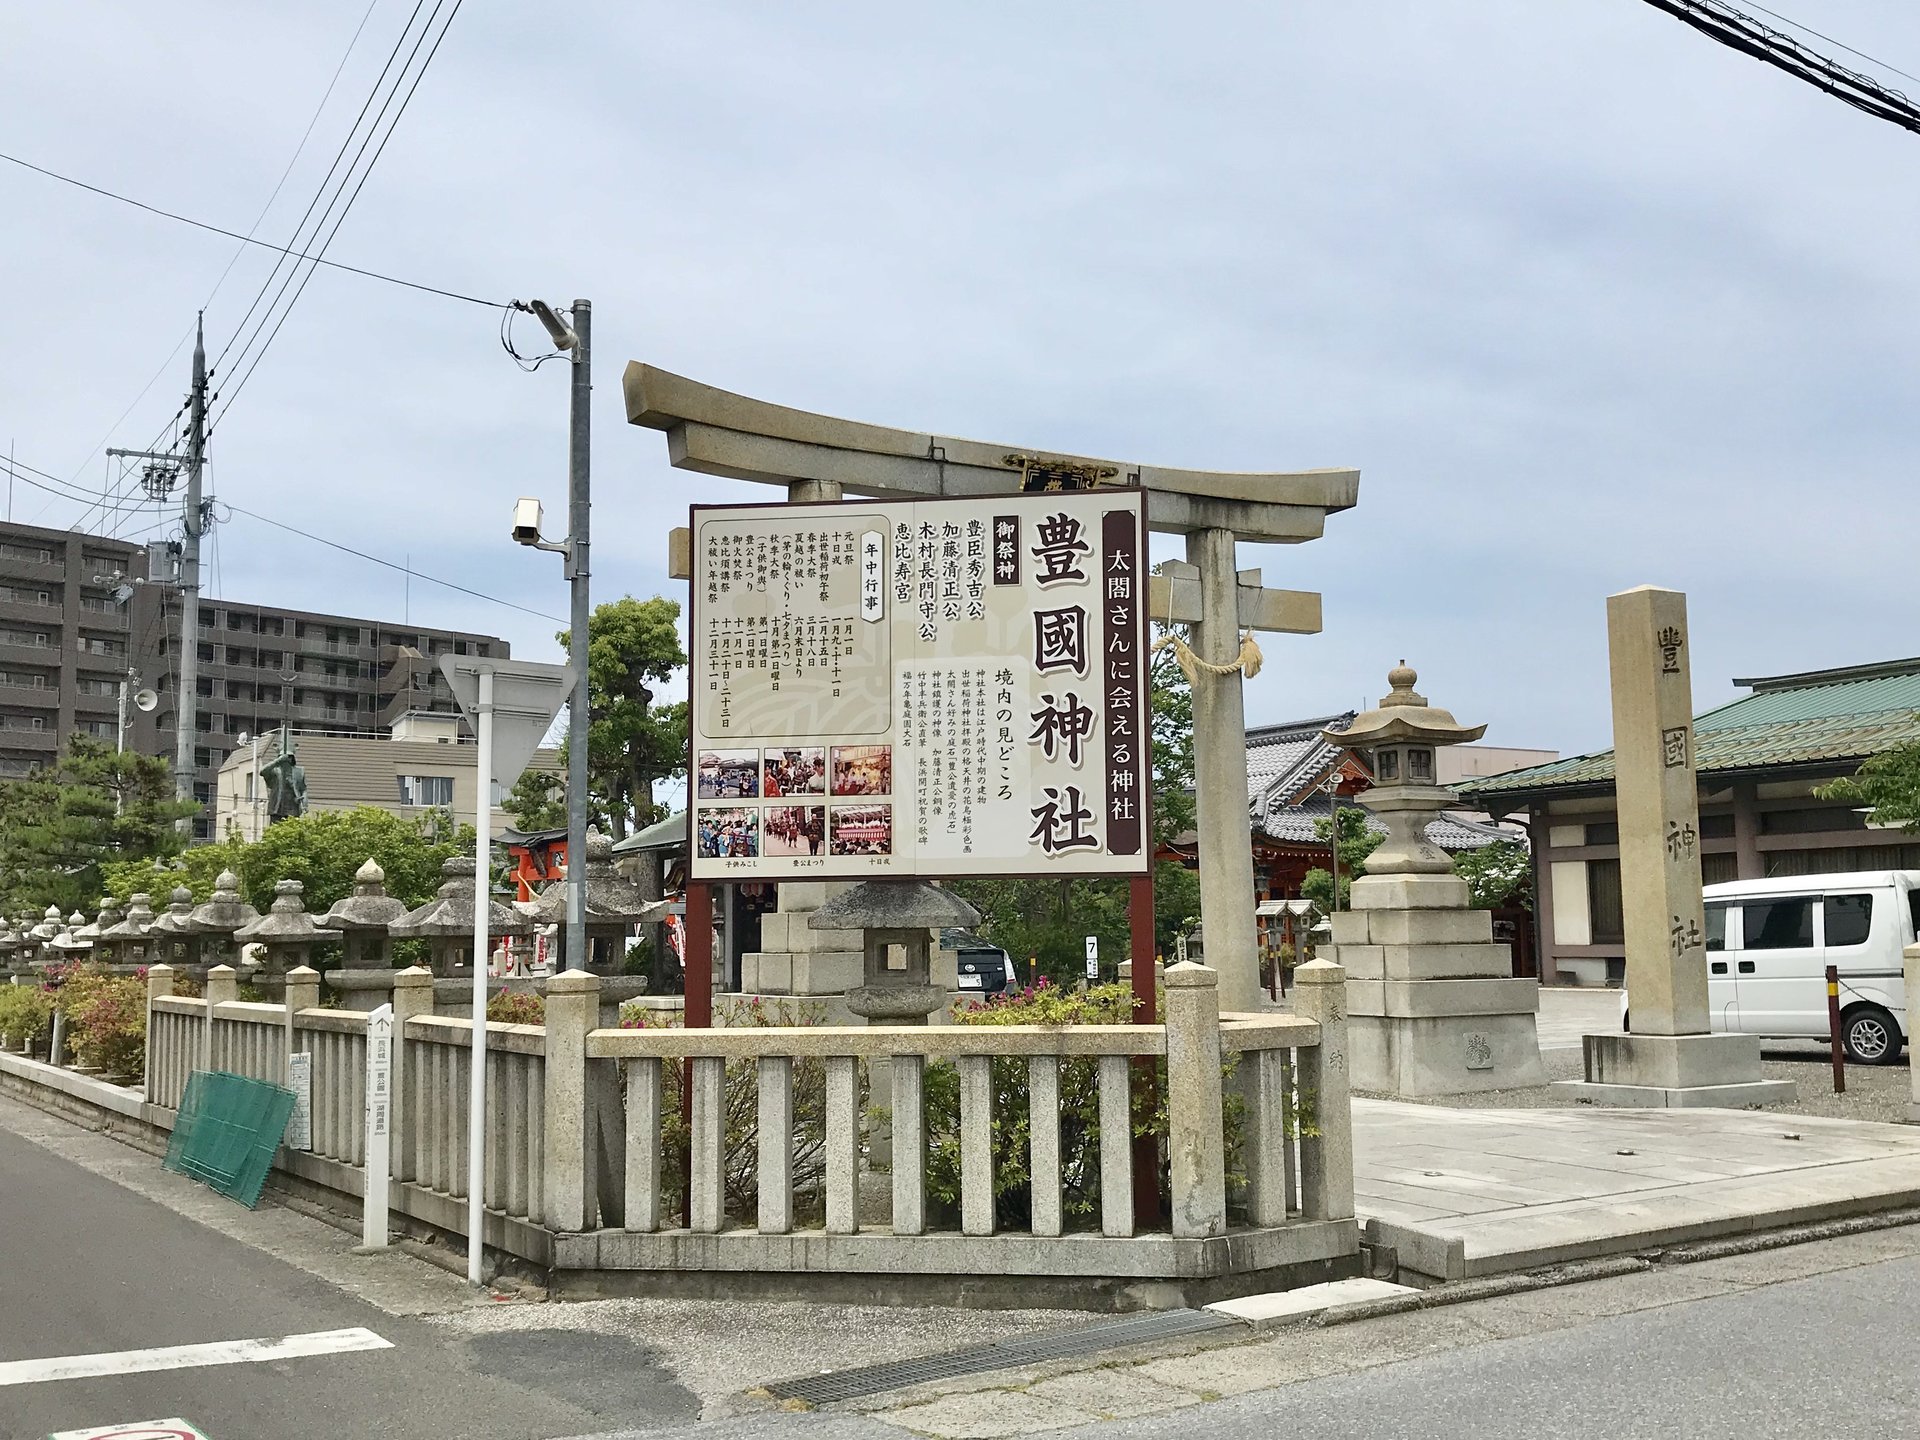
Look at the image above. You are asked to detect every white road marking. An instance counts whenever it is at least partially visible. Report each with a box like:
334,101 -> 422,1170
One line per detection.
0,1327 -> 391,1388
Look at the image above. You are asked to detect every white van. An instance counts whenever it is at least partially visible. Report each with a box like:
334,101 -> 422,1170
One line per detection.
1627,870 -> 1916,1064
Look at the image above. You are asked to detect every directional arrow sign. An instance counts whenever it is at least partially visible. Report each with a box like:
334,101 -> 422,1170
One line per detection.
438,656 -> 574,789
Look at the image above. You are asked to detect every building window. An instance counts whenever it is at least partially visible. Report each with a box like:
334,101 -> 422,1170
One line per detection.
1586,859 -> 1625,945
194,747 -> 212,768
1584,821 -> 1619,846
397,774 -> 454,807
1701,852 -> 1739,885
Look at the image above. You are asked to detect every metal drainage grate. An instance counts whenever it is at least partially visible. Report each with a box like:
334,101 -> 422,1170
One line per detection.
763,1308 -> 1239,1406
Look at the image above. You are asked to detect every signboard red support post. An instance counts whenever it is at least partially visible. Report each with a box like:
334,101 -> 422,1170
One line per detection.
681,881 -> 714,1225
1129,870 -> 1161,1229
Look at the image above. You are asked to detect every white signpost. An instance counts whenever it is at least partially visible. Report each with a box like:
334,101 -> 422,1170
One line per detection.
362,1002 -> 394,1250
1085,934 -> 1099,983
286,1051 -> 312,1152
689,491 -> 1151,882
439,655 -> 574,1284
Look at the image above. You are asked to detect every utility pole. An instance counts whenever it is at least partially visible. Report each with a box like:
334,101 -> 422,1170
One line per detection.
172,313 -> 208,831
508,297 -> 592,973
563,300 -> 592,975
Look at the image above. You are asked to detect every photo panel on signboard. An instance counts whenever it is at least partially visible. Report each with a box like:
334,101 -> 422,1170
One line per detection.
764,804 -> 826,857
695,807 -> 759,859
696,748 -> 759,799
763,745 -> 827,798
830,743 -> 892,797
829,803 -> 892,857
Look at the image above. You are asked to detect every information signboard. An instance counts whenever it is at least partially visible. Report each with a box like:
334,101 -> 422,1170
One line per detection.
689,492 -> 1150,880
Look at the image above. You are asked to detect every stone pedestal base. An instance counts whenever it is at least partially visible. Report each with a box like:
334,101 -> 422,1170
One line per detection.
1334,889 -> 1545,1097
1348,1011 -> 1546,1096
1553,1032 -> 1797,1108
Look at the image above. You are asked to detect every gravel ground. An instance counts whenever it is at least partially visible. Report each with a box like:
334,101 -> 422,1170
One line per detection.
1362,1044 -> 1916,1124
426,1295 -> 1089,1416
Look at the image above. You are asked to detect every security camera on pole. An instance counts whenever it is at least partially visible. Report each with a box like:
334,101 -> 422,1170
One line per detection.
439,653 -> 574,1284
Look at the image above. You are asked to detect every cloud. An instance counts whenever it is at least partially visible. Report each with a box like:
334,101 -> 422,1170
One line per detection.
4,0 -> 1917,763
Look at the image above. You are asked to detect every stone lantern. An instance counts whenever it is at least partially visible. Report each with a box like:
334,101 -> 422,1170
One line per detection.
809,880 -> 980,1024
73,897 -> 120,959
49,916 -> 93,964
188,871 -> 262,973
28,905 -> 62,966
389,857 -> 531,980
529,830 -> 670,974
0,920 -> 18,978
317,859 -> 408,969
235,881 -> 331,992
1322,663 -> 1543,1096
147,886 -> 199,970
99,893 -> 156,968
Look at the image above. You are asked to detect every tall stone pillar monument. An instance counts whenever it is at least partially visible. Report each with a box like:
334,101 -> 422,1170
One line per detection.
1559,586 -> 1794,1107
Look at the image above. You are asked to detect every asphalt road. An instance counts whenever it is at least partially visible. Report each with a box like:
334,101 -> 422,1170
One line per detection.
0,1120 -> 708,1440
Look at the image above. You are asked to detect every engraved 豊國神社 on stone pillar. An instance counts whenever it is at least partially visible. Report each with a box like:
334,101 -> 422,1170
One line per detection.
1326,663 -> 1545,1095
1555,586 -> 1795,1107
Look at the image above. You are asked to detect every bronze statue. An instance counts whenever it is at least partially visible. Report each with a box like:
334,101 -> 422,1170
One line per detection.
261,730 -> 308,822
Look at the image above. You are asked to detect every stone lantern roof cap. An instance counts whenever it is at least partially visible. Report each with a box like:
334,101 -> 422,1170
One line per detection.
1330,661 -> 1487,749
148,885 -> 198,937
49,923 -> 92,954
73,896 -> 121,942
318,857 -> 410,932
529,829 -> 669,925
809,879 -> 982,931
389,857 -> 531,939
188,870 -> 262,936
237,879 -> 329,944
101,893 -> 155,941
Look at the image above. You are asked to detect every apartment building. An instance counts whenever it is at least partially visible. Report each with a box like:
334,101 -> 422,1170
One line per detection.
0,518 -> 510,840
0,519 -> 165,778
156,599 -> 511,838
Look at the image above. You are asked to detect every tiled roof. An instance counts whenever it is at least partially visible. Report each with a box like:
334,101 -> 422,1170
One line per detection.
1253,791 -> 1510,853
1459,658 -> 1920,801
1246,712 -> 1354,819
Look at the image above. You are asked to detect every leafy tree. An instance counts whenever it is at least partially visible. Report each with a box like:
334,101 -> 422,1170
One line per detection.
1453,838 -> 1533,910
503,770 -> 566,832
557,596 -> 689,840
1816,746 -> 1920,830
1149,642 -> 1195,848
1301,804 -> 1383,912
102,806 -> 471,914
0,737 -> 197,914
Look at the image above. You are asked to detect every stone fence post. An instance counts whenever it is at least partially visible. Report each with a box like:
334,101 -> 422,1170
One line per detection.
283,965 -> 320,1061
204,964 -> 238,1071
544,969 -> 601,1232
1164,960 -> 1227,1239
145,964 -> 174,1091
1293,959 -> 1354,1222
389,967 -> 434,1186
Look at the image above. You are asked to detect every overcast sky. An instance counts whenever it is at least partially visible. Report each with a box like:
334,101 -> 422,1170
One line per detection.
4,1 -> 1917,766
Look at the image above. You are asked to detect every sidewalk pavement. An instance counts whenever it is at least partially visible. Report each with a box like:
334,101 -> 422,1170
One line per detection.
1353,1099 -> 1920,1280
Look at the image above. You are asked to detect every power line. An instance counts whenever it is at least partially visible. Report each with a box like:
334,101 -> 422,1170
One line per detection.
0,457 -> 169,518
60,3 -> 387,536
1636,1 -> 1920,135
214,0 -> 437,376
0,148 -> 505,309
221,503 -> 566,624
211,0 -> 470,433
1745,4 -> 1920,87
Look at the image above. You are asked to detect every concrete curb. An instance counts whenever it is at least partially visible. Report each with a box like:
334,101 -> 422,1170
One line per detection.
1313,1256 -> 1652,1327
1652,1204 -> 1920,1265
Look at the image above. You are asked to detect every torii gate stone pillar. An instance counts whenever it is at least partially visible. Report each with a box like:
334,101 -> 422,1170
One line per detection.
630,364 -> 1358,1015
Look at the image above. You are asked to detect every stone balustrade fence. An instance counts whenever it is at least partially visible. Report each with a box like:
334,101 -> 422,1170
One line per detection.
122,957 -> 1361,1297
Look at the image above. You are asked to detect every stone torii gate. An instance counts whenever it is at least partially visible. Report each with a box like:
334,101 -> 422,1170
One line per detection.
629,363 -> 1358,1014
